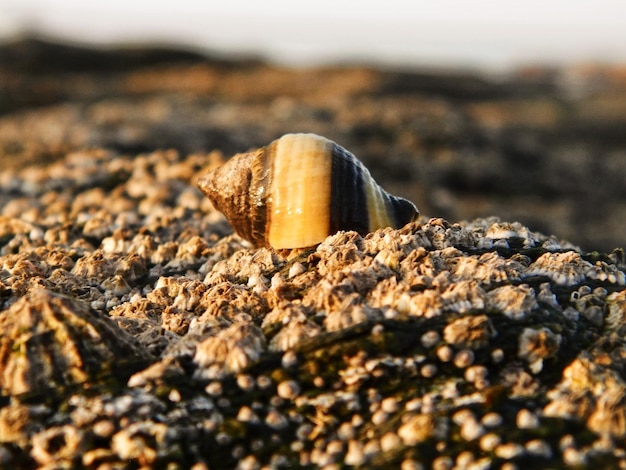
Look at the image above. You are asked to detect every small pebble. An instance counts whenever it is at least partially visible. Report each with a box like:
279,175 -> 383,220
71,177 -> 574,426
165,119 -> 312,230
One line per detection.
326,439 -> 344,455
460,419 -> 485,441
277,380 -> 301,400
313,376 -> 325,388
237,406 -> 259,424
380,432 -> 401,452
371,409 -> 388,426
491,348 -> 504,363
288,261 -> 305,278
236,374 -> 255,392
479,433 -> 501,452
494,443 -> 525,459
563,447 -> 587,466
281,350 -> 298,368
481,412 -> 503,428
420,330 -> 441,349
455,451 -> 475,467
363,439 -> 381,457
205,381 -> 223,396
436,345 -> 453,362
432,456 -> 453,470
453,349 -> 475,368
265,409 -> 288,430
344,440 -> 364,466
381,397 -> 399,413
257,375 -> 273,389
237,455 -> 259,470
420,364 -> 437,378
516,408 -> 540,429
525,439 -> 553,459
337,422 -> 355,440
400,459 -> 424,470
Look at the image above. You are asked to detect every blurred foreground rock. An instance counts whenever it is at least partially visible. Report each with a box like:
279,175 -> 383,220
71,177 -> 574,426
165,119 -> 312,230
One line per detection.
0,141 -> 625,468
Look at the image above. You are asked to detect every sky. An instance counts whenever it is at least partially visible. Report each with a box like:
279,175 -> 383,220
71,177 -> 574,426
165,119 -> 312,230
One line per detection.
1,0 -> 626,70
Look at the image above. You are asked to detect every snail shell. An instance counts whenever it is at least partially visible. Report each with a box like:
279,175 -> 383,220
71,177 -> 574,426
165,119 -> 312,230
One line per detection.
197,133 -> 418,249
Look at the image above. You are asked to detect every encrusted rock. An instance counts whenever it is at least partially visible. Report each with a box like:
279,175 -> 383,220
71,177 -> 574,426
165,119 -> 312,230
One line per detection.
193,322 -> 266,377
0,288 -> 151,397
0,142 -> 625,468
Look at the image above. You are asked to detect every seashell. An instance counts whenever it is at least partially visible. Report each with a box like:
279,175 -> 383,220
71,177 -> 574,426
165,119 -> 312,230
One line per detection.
197,133 -> 419,249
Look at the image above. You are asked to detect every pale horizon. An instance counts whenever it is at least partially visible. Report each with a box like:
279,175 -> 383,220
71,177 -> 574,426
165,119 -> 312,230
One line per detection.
2,1 -> 626,71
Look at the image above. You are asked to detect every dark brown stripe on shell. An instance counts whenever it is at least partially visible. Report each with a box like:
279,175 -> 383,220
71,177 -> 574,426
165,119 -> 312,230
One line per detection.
329,143 -> 370,235
389,194 -> 418,228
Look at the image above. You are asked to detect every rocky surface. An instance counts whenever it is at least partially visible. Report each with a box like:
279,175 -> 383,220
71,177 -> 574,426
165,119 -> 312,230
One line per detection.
1,39 -> 626,252
0,39 -> 625,468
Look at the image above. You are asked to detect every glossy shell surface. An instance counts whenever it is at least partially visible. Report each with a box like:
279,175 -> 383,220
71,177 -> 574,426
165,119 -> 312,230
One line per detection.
197,133 -> 419,249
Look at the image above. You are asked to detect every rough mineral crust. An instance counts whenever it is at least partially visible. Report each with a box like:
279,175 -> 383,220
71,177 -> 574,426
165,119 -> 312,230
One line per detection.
0,288 -> 151,397
0,147 -> 625,468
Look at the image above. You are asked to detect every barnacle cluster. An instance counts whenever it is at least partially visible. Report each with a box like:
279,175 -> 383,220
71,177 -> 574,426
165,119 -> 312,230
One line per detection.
0,288 -> 150,397
0,146 -> 625,468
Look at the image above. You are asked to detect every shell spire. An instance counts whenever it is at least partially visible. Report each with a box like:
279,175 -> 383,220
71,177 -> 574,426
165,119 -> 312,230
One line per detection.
197,133 -> 419,249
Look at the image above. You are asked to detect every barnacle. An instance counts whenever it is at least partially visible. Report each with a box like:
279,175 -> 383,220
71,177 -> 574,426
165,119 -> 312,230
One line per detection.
525,251 -> 590,285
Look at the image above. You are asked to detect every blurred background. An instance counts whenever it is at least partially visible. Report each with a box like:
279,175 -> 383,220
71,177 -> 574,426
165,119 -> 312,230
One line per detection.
3,1 -> 626,69
0,1 -> 625,251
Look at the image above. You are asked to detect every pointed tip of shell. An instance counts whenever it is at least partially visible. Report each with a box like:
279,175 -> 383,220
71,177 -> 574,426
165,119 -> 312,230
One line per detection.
196,151 -> 254,209
197,149 -> 270,247
197,153 -> 246,200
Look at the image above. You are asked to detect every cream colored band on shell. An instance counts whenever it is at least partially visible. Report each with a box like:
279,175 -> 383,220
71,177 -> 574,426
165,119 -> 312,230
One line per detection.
268,134 -> 332,249
364,180 -> 394,232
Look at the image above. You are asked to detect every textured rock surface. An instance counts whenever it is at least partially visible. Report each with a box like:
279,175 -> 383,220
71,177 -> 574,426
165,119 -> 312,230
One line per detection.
0,38 -> 626,468
0,288 -> 151,397
0,139 -> 624,468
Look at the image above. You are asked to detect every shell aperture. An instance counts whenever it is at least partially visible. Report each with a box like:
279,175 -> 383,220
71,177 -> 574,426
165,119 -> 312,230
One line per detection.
197,133 -> 419,249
